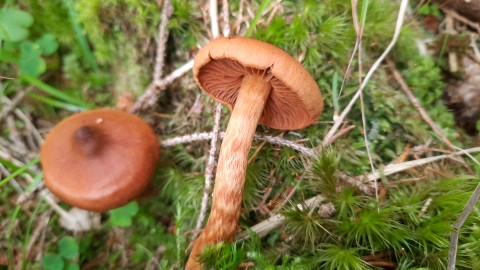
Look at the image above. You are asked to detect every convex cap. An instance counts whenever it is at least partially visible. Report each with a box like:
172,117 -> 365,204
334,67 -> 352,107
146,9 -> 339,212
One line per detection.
40,109 -> 159,212
193,36 -> 323,130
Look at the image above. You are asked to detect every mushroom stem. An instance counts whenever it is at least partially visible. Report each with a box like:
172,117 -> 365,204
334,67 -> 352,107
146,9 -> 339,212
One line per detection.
186,75 -> 271,269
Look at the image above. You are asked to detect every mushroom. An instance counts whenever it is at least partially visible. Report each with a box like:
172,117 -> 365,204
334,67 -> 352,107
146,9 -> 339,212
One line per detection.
186,36 -> 323,269
40,109 -> 159,212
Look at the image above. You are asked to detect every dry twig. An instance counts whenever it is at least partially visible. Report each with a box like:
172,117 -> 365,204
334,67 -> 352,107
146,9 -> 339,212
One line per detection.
0,87 -> 32,122
193,103 -> 222,239
447,150 -> 480,270
129,0 -> 177,113
209,0 -> 219,38
160,131 -> 316,158
153,0 -> 174,82
440,7 -> 480,34
221,0 -> 230,36
386,58 -> 473,173
448,181 -> 480,270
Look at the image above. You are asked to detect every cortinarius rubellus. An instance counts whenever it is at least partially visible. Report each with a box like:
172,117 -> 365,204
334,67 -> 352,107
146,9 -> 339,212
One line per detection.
186,36 -> 323,269
40,109 -> 159,212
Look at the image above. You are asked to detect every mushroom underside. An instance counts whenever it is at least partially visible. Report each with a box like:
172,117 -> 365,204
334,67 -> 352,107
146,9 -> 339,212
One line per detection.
197,58 -> 312,130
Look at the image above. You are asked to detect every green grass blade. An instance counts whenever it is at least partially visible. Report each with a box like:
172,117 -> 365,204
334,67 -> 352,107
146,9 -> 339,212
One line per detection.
245,0 -> 271,37
0,157 -> 40,188
22,197 -> 44,270
332,71 -> 339,114
62,0 -> 99,72
7,206 -> 21,267
28,92 -> 86,112
25,173 -> 43,193
360,0 -> 370,29
21,74 -> 93,109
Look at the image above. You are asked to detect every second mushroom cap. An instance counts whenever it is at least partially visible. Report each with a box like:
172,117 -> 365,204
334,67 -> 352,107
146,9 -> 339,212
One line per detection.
40,109 -> 159,212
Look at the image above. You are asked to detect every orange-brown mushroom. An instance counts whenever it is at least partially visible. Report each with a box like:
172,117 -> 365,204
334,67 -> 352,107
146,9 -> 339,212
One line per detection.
40,109 -> 159,212
186,36 -> 323,269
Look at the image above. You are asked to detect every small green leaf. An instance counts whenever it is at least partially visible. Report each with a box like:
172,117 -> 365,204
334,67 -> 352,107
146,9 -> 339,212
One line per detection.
36,33 -> 59,55
418,5 -> 431,16
65,263 -> 80,270
19,41 -> 46,77
0,8 -> 33,42
109,201 -> 139,227
41,254 -> 64,270
58,236 -> 79,260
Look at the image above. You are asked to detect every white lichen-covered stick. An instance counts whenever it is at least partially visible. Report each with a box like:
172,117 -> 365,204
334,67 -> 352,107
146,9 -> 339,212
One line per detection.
160,131 -> 316,157
237,147 -> 480,243
186,36 -> 323,269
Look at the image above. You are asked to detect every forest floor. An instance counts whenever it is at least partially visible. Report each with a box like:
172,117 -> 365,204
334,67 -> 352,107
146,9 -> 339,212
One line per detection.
1,0 -> 480,269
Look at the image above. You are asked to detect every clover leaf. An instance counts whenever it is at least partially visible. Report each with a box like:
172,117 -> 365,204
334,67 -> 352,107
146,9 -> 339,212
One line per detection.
19,41 -> 46,77
0,8 -> 33,42
109,201 -> 139,227
36,33 -> 59,56
58,236 -> 79,260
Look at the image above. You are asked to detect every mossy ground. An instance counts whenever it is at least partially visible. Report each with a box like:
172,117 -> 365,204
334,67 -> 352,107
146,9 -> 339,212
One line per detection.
1,0 -> 479,269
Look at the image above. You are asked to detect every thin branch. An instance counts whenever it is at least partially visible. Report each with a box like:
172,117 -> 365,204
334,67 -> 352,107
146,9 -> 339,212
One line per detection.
319,124 -> 355,147
129,0 -> 180,113
193,103 -> 223,239
0,87 -> 32,122
13,108 -> 44,149
448,181 -> 480,270
153,0 -> 174,82
153,59 -> 195,88
447,146 -> 480,270
221,0 -> 231,36
209,0 -> 219,38
161,131 -> 316,158
440,7 -> 480,34
386,58 -> 473,173
365,147 -> 480,182
129,60 -> 194,113
321,0 -> 409,146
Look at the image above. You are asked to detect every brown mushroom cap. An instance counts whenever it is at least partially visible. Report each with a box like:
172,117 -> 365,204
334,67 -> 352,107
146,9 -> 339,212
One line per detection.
40,109 -> 159,212
193,36 -> 323,130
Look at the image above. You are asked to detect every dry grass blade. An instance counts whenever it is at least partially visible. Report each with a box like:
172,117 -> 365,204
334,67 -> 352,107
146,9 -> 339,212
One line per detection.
321,0 -> 409,146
